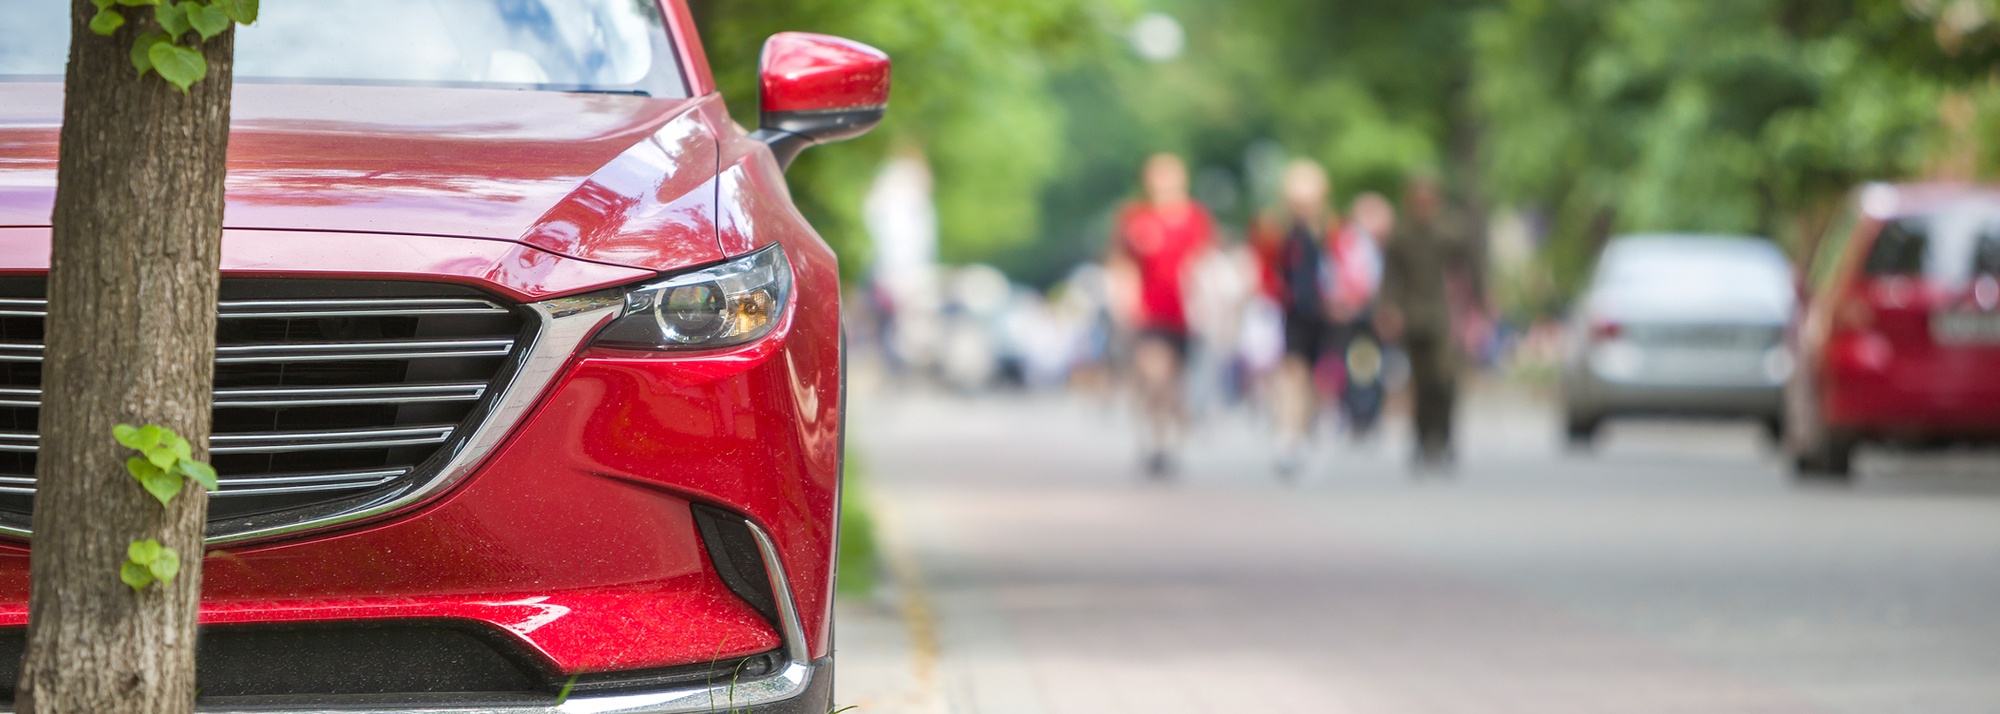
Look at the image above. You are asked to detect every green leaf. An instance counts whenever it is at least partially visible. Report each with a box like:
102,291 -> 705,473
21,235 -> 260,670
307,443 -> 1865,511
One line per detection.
187,2 -> 230,40
128,457 -> 181,506
112,423 -> 141,449
90,7 -> 126,35
154,1 -> 192,38
130,31 -> 167,75
170,436 -> 191,461
136,425 -> 164,449
116,0 -> 162,5
217,0 -> 256,24
149,42 -> 206,94
147,546 -> 180,583
145,445 -> 176,470
120,561 -> 155,591
122,539 -> 178,590
124,455 -> 160,481
177,459 -> 218,491
92,0 -> 117,10
128,538 -> 161,564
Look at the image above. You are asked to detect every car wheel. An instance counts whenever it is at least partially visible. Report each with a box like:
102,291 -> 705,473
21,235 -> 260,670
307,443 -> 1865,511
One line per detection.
1784,372 -> 1854,483
1791,432 -> 1855,483
1761,416 -> 1785,447
1564,413 -> 1600,450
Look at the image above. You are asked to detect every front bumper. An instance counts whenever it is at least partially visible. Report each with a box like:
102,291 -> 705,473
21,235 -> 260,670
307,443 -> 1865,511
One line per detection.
181,658 -> 831,714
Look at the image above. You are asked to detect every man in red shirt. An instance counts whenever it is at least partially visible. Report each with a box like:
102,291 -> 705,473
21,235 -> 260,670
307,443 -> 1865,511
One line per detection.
1110,153 -> 1214,477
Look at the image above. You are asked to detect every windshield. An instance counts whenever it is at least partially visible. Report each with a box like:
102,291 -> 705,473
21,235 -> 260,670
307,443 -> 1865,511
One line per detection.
0,0 -> 684,96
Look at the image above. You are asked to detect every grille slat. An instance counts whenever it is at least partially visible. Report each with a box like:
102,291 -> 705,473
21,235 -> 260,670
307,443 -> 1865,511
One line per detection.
0,297 -> 510,320
0,382 -> 488,408
0,339 -> 517,365
0,280 -> 531,534
215,338 -> 515,363
220,383 -> 489,407
0,467 -> 407,497
209,425 -> 457,454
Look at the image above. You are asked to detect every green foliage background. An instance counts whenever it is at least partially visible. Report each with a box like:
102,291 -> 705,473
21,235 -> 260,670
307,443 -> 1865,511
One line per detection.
688,0 -> 1999,306
687,0 -> 1133,283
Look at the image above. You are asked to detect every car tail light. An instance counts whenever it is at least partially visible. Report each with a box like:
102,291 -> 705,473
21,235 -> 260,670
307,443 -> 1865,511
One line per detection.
1826,281 -> 1895,375
1588,319 -> 1621,343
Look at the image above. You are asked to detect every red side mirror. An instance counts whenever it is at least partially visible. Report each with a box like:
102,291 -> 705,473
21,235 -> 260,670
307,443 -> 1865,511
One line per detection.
753,32 -> 890,170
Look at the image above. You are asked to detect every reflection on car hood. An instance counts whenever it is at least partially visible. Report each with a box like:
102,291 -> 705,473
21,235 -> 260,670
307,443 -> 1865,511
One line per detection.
0,83 -> 722,273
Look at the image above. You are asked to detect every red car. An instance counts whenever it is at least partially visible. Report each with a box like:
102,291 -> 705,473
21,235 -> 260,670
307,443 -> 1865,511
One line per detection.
1788,183 -> 2000,480
0,2 -> 885,712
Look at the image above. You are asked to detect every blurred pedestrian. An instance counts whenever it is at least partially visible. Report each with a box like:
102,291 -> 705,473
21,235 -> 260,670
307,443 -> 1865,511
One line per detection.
1379,176 -> 1483,470
1185,233 -> 1257,417
1269,159 -> 1334,476
1328,192 -> 1392,436
1111,153 -> 1215,478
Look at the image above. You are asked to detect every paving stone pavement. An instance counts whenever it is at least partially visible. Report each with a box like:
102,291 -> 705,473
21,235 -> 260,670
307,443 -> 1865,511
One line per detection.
833,384 -> 2000,714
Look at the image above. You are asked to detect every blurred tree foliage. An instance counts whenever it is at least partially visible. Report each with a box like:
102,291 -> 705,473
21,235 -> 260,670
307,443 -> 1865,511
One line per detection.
688,0 -> 1998,307
1008,0 -> 1496,286
685,0 -> 1132,282
1473,0 -> 2000,301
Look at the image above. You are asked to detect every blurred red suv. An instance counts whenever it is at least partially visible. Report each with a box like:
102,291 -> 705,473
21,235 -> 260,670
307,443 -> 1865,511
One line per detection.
1788,183 -> 2000,480
0,2 -> 885,712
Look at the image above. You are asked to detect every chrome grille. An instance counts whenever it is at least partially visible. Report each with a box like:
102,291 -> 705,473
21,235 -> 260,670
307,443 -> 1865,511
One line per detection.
0,279 -> 531,537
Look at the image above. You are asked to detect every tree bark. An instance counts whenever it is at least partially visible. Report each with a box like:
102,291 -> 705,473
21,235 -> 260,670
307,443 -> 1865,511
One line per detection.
17,3 -> 233,712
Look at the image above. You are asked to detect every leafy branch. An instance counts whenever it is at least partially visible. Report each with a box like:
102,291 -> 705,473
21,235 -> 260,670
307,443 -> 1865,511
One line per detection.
115,424 -> 218,505
112,424 -> 218,592
87,0 -> 258,94
121,539 -> 181,592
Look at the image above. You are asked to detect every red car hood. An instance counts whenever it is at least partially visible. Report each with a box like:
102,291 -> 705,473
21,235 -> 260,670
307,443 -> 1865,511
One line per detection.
0,83 -> 724,273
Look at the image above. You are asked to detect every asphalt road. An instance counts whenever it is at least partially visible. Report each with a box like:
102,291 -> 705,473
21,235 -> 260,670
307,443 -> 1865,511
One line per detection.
836,383 -> 2000,714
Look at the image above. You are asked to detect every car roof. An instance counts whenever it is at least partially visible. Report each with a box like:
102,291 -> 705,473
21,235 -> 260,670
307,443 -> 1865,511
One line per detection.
1601,234 -> 1788,262
1860,183 -> 2000,221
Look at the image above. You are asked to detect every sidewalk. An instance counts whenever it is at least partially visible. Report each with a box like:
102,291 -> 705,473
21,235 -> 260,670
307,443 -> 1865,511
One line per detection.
832,512 -> 944,714
830,383 -> 2000,714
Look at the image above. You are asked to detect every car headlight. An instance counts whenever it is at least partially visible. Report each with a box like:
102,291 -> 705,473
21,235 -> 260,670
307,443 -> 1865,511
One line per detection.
592,244 -> 793,350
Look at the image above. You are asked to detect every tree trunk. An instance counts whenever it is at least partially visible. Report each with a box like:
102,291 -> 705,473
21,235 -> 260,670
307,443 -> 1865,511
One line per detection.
17,3 -> 234,712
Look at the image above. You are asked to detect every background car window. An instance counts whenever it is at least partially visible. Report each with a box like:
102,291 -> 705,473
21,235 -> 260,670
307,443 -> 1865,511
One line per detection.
1592,240 -> 1796,316
1866,209 -> 2000,287
1863,219 -> 1928,277
1976,232 -> 2000,278
0,0 -> 683,96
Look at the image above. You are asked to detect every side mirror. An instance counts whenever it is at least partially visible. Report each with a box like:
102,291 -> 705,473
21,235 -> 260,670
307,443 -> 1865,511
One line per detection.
751,32 -> 890,171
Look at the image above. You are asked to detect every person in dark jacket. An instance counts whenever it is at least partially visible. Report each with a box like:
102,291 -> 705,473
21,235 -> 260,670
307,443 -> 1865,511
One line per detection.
1270,160 -> 1332,476
1379,176 -> 1483,470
